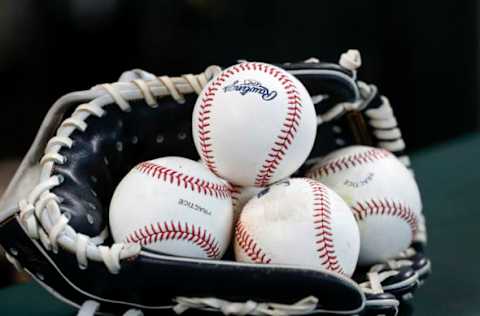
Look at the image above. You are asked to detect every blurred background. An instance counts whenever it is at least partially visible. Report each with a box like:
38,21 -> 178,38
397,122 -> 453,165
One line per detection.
0,0 -> 477,289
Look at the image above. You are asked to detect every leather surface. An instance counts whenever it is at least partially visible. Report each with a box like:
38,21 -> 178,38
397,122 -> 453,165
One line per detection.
282,61 -> 358,111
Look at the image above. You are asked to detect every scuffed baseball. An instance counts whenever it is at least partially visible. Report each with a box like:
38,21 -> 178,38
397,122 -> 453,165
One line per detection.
306,145 -> 422,265
109,157 -> 233,259
192,62 -> 317,187
234,178 -> 360,277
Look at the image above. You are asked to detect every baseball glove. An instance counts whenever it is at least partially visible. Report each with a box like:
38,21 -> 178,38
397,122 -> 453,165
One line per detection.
0,50 -> 430,316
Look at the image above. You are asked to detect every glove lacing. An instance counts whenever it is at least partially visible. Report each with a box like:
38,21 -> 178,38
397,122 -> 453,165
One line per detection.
76,296 -> 319,316
17,66 -> 222,274
317,80 -> 411,170
360,270 -> 399,295
358,82 -> 411,169
360,247 -> 425,297
173,296 -> 319,316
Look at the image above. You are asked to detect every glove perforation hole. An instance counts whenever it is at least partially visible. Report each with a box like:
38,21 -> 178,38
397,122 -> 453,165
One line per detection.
332,125 -> 342,133
177,132 -> 187,140
86,213 -> 95,224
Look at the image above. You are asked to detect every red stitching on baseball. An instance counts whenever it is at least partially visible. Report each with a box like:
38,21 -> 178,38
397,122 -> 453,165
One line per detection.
352,198 -> 418,238
136,162 -> 230,199
306,179 -> 344,275
235,220 -> 272,264
308,148 -> 392,178
197,71 -> 234,175
253,63 -> 302,186
197,62 -> 302,186
125,221 -> 221,258
230,185 -> 241,209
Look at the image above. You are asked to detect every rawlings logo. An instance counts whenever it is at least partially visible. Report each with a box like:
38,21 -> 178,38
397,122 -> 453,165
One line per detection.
224,79 -> 278,101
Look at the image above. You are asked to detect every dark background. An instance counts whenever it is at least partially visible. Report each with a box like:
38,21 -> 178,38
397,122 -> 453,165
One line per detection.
0,0 -> 478,160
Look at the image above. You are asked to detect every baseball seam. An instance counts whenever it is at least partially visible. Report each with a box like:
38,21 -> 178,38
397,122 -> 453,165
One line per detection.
197,84 -> 218,174
352,198 -> 418,238
125,221 -> 221,258
196,62 -> 303,186
230,185 -> 241,210
306,179 -> 344,275
254,64 -> 303,186
308,148 -> 391,178
136,162 -> 230,199
235,220 -> 272,264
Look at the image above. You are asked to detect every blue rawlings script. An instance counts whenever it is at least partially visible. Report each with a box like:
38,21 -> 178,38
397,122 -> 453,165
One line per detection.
223,79 -> 278,101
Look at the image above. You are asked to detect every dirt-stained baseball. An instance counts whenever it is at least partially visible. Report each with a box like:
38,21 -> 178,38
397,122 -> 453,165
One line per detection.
234,178 -> 360,277
306,145 -> 422,265
109,157 -> 233,259
192,62 -> 317,187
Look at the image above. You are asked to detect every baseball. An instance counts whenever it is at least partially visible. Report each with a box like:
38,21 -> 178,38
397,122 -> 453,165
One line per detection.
234,178 -> 360,277
192,62 -> 317,187
306,145 -> 422,265
109,157 -> 233,259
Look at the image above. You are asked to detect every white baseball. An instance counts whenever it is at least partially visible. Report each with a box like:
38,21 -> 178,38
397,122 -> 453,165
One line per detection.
192,62 -> 317,187
109,157 -> 233,259
306,145 -> 422,265
234,178 -> 360,277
